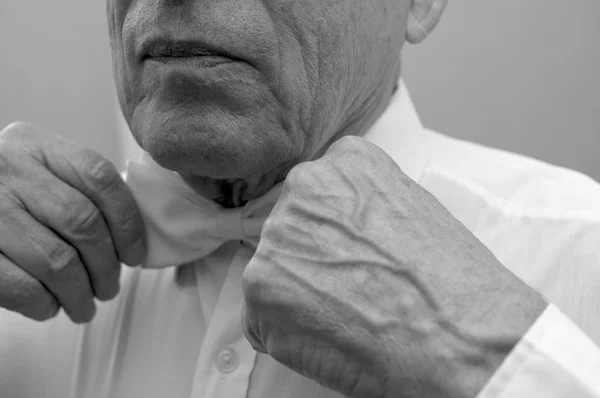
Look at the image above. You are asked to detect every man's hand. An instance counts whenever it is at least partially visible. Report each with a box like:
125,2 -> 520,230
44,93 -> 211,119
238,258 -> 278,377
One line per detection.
242,136 -> 548,398
0,122 -> 145,323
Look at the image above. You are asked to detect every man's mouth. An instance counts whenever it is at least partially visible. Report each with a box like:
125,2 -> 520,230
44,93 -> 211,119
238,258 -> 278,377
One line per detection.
140,39 -> 242,68
146,42 -> 221,58
146,55 -> 234,68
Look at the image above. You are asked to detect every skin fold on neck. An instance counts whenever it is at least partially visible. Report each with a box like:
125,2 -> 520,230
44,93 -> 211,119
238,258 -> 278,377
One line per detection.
179,80 -> 399,208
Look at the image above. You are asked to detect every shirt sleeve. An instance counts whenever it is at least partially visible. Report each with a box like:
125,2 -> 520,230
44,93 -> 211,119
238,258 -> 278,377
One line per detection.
476,304 -> 600,398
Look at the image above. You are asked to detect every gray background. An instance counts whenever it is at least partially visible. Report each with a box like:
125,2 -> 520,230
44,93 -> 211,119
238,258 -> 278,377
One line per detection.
403,1 -> 600,181
1,1 -> 599,180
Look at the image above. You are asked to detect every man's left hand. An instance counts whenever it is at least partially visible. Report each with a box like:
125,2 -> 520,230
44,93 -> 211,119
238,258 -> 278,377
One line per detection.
242,136 -> 547,398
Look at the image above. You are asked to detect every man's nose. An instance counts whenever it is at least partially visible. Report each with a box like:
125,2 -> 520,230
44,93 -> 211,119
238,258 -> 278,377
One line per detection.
150,0 -> 197,26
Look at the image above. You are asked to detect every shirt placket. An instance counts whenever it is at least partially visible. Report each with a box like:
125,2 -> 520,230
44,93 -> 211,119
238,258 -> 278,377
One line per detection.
189,243 -> 258,398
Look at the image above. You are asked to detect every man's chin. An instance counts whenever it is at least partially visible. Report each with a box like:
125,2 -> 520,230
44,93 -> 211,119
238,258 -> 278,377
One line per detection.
143,140 -> 251,180
130,118 -> 262,180
128,89 -> 301,179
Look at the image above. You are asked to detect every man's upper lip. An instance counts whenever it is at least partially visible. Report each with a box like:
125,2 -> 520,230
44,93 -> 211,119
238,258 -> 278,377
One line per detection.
139,38 -> 237,63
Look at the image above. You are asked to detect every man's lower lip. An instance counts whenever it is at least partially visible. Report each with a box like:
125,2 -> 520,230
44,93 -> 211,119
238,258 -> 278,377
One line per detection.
141,56 -> 258,94
145,55 -> 234,68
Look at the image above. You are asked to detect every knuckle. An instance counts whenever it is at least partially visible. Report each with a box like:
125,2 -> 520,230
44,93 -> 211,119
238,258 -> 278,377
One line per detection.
0,123 -> 37,172
329,135 -> 374,161
332,135 -> 363,152
284,161 -> 330,200
116,199 -> 143,238
45,242 -> 80,275
337,134 -> 362,146
82,151 -> 119,192
0,122 -> 45,154
285,162 -> 304,183
41,243 -> 94,306
242,262 -> 271,303
64,200 -> 103,235
285,162 -> 316,190
1,121 -> 36,140
327,136 -> 390,176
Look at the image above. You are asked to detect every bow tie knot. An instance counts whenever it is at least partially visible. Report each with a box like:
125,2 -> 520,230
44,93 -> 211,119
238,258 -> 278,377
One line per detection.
216,207 -> 248,241
124,153 -> 282,268
215,207 -> 265,241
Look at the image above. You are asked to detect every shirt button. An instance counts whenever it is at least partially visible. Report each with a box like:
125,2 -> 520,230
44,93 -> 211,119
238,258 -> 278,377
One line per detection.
216,348 -> 239,373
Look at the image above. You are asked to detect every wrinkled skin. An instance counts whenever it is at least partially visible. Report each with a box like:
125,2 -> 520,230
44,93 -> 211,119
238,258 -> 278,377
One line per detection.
0,122 -> 146,323
242,136 -> 548,398
106,0 -> 408,206
0,0 -> 547,395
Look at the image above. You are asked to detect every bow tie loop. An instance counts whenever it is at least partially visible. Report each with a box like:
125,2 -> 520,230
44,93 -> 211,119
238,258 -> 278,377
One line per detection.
124,153 -> 281,268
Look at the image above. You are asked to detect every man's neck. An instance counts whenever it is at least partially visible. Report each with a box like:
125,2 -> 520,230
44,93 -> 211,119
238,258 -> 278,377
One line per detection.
179,167 -> 290,209
178,80 -> 400,209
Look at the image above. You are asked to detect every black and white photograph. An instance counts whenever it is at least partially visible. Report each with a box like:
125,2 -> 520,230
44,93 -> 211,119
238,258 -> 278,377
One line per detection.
0,1 -> 599,397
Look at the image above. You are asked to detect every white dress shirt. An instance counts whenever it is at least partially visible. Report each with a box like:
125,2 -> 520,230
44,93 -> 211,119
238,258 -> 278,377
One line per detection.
1,81 -> 600,398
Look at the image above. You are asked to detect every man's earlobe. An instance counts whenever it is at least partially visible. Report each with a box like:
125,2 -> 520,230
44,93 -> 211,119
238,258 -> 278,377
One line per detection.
405,0 -> 449,44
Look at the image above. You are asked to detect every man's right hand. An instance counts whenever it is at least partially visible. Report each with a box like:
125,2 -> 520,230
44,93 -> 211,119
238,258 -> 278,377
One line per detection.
0,122 -> 146,323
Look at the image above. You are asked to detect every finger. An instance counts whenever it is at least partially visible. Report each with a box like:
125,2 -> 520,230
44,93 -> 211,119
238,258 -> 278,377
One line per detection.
38,141 -> 146,266
16,167 -> 121,301
241,303 -> 267,354
0,251 -> 60,322
0,207 -> 96,323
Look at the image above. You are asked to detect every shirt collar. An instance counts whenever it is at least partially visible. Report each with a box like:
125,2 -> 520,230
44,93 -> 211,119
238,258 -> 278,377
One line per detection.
125,79 -> 431,266
134,79 -> 430,200
363,79 -> 431,183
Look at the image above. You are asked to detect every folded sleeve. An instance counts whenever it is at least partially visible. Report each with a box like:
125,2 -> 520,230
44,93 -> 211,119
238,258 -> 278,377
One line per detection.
477,304 -> 600,398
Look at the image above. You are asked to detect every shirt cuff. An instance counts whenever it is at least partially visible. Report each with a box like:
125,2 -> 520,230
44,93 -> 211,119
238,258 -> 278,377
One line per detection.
476,304 -> 600,398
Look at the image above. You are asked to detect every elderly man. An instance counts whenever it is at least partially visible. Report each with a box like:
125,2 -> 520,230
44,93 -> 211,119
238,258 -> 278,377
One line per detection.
1,0 -> 600,397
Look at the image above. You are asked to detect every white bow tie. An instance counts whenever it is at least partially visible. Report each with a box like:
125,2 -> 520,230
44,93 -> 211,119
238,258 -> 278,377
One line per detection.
123,153 -> 282,268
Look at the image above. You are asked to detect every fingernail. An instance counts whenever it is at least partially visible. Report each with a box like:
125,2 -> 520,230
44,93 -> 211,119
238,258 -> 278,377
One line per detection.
125,237 -> 146,266
73,302 -> 97,324
96,279 -> 121,301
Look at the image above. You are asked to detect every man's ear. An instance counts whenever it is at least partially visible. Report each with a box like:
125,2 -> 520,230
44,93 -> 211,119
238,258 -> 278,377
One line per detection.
405,0 -> 449,44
